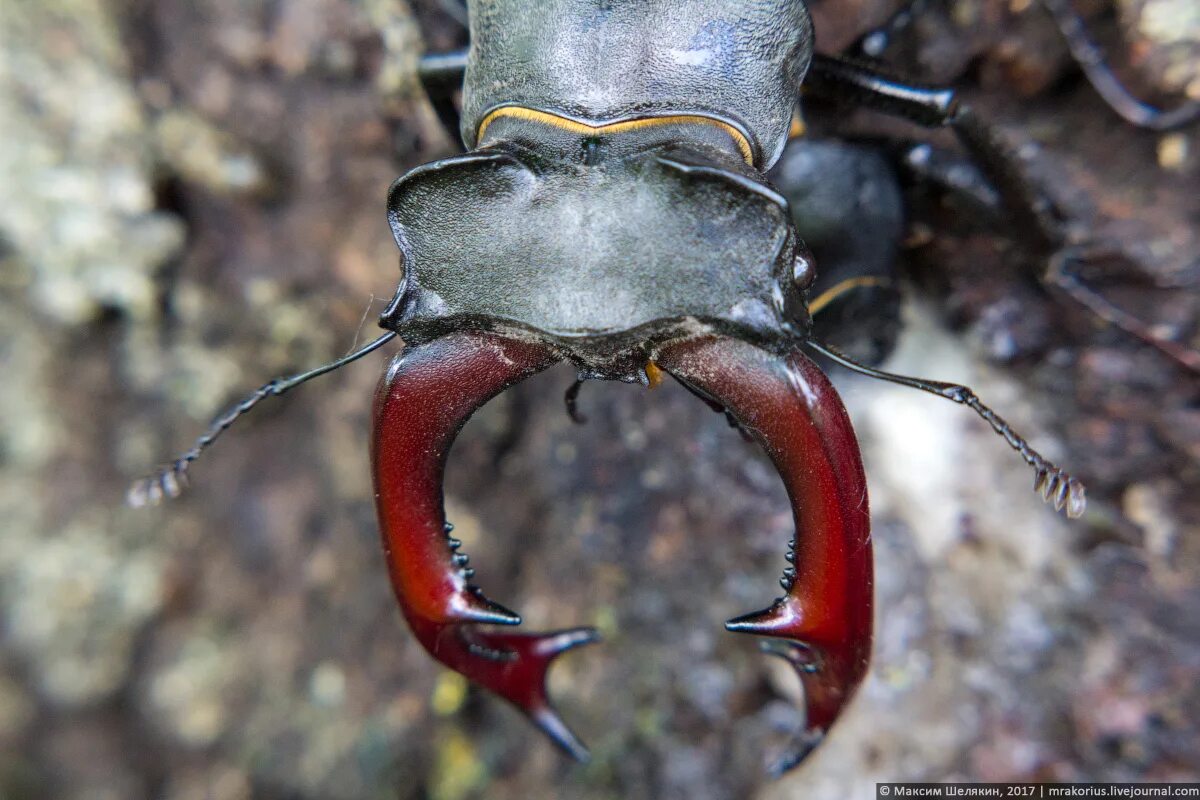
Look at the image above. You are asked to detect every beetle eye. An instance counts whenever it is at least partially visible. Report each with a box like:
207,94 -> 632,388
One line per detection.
792,249 -> 817,292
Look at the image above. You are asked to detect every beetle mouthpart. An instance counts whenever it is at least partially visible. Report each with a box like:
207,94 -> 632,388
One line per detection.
409,618 -> 601,761
465,625 -> 601,761
763,725 -> 826,778
451,589 -> 523,626
657,335 -> 873,775
373,331 -> 599,759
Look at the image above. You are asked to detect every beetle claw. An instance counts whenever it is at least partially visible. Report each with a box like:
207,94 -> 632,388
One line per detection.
484,626 -> 601,760
531,704 -> 593,763
725,602 -> 793,636
767,728 -> 826,778
759,639 -> 822,674
404,619 -> 600,759
452,589 -> 523,626
757,640 -> 829,774
658,336 -> 873,774
373,332 -> 603,757
728,603 -> 859,771
432,622 -> 600,760
373,331 -> 872,769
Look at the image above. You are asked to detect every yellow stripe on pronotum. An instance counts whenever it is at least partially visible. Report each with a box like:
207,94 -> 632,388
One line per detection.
477,107 -> 756,165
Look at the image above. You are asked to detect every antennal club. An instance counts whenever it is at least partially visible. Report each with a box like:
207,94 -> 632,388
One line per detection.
128,331 -> 399,508
808,340 -> 1087,519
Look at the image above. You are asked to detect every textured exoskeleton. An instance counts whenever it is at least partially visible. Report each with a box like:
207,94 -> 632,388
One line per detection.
375,0 -> 869,770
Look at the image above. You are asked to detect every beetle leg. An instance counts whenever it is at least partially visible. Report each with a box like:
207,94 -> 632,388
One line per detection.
418,49 -> 468,142
656,336 -> 873,775
564,376 -> 588,424
846,0 -> 1200,131
807,54 -> 1065,250
806,55 -> 1200,374
1039,0 -> 1200,132
372,331 -> 600,761
1047,246 -> 1200,374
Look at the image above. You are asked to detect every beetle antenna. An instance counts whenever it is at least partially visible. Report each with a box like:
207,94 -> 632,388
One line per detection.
807,339 -> 1087,518
128,331 -> 399,508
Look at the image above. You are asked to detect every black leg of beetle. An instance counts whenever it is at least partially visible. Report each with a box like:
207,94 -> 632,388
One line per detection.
845,0 -> 1200,131
436,0 -> 469,28
1039,0 -> 1200,131
564,377 -> 588,425
128,331 -> 398,507
419,49 -> 467,85
893,141 -> 1002,220
807,54 -> 1063,250
887,139 -> 1200,369
806,55 -> 1200,371
1048,247 -> 1200,373
418,49 -> 468,142
808,339 -> 1087,518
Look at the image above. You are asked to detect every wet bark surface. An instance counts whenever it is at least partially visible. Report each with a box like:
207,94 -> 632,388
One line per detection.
0,1 -> 1197,798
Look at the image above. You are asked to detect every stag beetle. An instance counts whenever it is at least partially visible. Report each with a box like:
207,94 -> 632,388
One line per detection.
131,0 -> 1200,775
